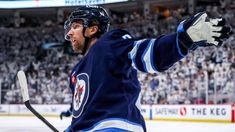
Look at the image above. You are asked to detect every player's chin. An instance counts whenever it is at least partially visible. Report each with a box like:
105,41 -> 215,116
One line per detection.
72,47 -> 82,54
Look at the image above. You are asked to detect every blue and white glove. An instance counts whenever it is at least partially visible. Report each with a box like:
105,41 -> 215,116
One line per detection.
177,12 -> 232,50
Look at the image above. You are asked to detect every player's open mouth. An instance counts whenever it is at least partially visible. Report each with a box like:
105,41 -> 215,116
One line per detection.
71,39 -> 76,43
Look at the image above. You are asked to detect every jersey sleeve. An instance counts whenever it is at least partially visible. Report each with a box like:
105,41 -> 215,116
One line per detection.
108,29 -> 187,73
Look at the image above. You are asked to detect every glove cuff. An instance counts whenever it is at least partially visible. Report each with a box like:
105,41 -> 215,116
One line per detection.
177,22 -> 197,50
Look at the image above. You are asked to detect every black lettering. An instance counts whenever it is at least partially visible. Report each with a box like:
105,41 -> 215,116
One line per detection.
196,108 -> 203,115
210,108 -> 215,115
168,109 -> 178,115
192,108 -> 207,115
141,109 -> 146,113
192,108 -> 195,115
160,108 -> 167,115
216,108 -> 220,115
203,108 -> 206,115
221,108 -> 226,115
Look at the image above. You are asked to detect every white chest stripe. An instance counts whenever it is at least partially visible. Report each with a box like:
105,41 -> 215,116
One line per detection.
81,118 -> 144,132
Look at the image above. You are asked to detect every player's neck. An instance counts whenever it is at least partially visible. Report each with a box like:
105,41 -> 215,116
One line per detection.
84,37 -> 98,55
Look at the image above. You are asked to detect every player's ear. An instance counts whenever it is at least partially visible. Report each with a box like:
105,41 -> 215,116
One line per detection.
86,25 -> 98,37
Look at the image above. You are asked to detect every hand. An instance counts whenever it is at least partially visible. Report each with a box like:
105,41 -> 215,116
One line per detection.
177,12 -> 232,50
60,110 -> 72,120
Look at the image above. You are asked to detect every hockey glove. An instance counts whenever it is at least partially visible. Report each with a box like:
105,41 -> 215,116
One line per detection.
177,12 -> 232,50
60,110 -> 72,120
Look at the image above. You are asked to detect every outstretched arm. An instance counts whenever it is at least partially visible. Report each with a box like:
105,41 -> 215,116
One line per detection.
128,12 -> 232,73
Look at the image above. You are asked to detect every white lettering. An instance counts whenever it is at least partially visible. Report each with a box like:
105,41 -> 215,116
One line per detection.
122,34 -> 132,39
64,0 -> 106,6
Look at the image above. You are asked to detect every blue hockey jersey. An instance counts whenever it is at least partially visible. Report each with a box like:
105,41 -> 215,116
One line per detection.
68,29 -> 186,132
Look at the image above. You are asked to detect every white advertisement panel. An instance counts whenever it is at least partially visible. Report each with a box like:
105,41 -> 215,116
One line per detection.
1,104 -> 234,123
140,105 -> 151,120
0,105 -> 9,114
151,105 -> 231,122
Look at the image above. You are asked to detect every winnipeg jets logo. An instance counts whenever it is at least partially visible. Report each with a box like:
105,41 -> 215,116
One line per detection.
74,79 -> 85,110
72,73 -> 89,118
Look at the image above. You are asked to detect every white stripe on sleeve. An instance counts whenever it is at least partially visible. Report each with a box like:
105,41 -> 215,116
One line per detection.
142,39 -> 157,73
128,39 -> 146,70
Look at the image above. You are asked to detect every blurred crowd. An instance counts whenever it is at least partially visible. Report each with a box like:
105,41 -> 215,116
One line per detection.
0,3 -> 234,105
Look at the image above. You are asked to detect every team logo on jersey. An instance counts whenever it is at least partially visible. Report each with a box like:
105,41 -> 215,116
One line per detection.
72,73 -> 89,118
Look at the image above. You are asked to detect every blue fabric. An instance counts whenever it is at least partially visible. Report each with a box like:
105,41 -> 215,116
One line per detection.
176,33 -> 187,57
177,21 -> 185,33
68,29 -> 186,131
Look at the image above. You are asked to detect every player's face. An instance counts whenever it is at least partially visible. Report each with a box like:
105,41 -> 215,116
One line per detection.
67,21 -> 85,53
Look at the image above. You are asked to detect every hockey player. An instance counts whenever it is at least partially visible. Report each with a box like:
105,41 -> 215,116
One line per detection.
62,5 -> 232,132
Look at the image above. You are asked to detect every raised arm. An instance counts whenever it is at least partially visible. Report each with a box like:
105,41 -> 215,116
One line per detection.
128,12 -> 232,73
